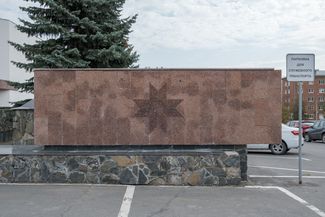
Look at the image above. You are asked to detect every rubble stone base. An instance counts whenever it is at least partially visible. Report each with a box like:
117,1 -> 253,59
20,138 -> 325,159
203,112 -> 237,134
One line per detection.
0,145 -> 247,186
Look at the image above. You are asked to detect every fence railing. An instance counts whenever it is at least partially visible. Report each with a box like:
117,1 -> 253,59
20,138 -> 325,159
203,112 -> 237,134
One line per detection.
0,130 -> 13,143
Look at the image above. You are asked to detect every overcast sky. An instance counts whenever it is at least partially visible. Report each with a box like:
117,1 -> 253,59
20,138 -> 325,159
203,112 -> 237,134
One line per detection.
1,0 -> 325,75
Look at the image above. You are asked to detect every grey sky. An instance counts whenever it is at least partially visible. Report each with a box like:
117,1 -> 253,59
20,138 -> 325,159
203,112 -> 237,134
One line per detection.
1,0 -> 324,75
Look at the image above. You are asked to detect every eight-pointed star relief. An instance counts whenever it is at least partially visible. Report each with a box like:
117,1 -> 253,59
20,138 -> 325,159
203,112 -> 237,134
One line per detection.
133,83 -> 183,133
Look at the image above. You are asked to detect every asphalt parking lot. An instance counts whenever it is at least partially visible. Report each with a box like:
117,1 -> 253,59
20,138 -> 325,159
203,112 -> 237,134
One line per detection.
248,141 -> 325,214
0,142 -> 324,217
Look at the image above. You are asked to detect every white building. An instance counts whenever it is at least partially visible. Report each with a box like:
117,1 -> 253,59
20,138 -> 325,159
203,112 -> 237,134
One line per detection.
0,18 -> 34,107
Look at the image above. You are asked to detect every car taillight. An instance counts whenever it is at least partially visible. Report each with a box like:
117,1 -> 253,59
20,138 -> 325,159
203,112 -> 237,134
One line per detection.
291,130 -> 299,135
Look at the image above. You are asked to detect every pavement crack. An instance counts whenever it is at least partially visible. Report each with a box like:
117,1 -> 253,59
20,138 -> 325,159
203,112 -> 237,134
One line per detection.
147,189 -> 185,217
59,186 -> 93,217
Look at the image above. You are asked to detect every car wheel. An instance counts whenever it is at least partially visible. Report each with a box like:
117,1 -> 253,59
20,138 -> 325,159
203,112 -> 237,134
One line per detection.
304,134 -> 311,142
270,141 -> 288,155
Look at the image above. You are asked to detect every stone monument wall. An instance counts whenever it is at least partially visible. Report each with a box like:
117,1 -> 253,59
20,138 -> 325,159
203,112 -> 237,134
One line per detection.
34,68 -> 281,146
5,68 -> 281,186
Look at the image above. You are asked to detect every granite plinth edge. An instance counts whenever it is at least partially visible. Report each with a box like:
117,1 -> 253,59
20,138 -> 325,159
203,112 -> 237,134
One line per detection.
0,145 -> 247,156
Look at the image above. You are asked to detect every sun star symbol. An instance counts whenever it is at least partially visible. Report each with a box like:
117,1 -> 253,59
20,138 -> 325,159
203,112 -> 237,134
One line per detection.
134,83 -> 183,133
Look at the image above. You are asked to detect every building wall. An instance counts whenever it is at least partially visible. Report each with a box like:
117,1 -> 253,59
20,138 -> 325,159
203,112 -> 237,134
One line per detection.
0,20 -> 10,81
282,76 -> 325,120
0,18 -> 34,107
0,91 -> 10,108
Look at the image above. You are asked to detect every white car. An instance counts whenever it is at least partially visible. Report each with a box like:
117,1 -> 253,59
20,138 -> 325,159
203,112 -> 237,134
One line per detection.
248,124 -> 302,155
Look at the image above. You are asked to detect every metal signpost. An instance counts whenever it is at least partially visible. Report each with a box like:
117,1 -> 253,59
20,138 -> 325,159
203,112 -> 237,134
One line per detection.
286,53 -> 315,184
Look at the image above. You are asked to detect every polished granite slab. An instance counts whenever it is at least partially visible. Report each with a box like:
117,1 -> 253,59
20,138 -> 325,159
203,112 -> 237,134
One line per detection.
34,68 -> 281,146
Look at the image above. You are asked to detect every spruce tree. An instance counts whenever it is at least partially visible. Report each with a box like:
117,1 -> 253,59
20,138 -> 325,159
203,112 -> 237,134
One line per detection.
10,0 -> 139,93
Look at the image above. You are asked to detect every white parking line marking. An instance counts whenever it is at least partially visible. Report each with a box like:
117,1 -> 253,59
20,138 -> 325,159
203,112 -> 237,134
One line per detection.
249,175 -> 325,179
249,165 -> 325,174
246,186 -> 325,217
281,157 -> 312,161
249,155 -> 312,161
117,185 -> 135,217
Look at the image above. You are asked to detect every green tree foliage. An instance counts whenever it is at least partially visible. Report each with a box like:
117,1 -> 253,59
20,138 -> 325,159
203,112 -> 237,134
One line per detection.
282,105 -> 290,124
10,0 -> 139,93
292,96 -> 305,120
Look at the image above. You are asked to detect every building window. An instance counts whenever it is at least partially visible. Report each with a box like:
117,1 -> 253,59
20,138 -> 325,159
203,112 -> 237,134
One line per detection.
320,96 -> 325,102
308,97 -> 314,102
319,88 -> 325,93
319,80 -> 325,85
307,114 -> 314,119
288,89 -> 290,94
319,105 -> 323,111
308,81 -> 314,85
284,81 -> 291,87
308,88 -> 314,93
308,105 -> 314,111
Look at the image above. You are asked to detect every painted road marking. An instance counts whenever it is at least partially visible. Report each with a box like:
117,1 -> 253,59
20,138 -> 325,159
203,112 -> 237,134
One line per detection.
246,186 -> 325,217
249,175 -> 325,179
249,165 -> 325,174
249,155 -> 312,161
117,185 -> 135,217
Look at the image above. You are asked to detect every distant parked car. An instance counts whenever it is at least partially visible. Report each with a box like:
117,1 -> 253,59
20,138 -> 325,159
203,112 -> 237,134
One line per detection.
248,124 -> 302,155
304,120 -> 325,143
287,120 -> 315,133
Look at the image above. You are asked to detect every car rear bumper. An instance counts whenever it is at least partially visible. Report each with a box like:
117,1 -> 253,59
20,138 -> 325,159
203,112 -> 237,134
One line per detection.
285,136 -> 303,149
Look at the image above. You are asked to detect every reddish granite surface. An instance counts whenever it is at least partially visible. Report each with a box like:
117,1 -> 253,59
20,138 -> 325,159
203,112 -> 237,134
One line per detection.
34,69 -> 281,145
0,80 -> 14,90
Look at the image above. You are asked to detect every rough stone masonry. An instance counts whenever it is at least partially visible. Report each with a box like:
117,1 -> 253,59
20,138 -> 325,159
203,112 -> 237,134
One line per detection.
0,145 -> 246,185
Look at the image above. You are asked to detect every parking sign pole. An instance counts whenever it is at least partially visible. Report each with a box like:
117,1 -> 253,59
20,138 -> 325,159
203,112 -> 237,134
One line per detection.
298,81 -> 303,184
287,53 -> 315,185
